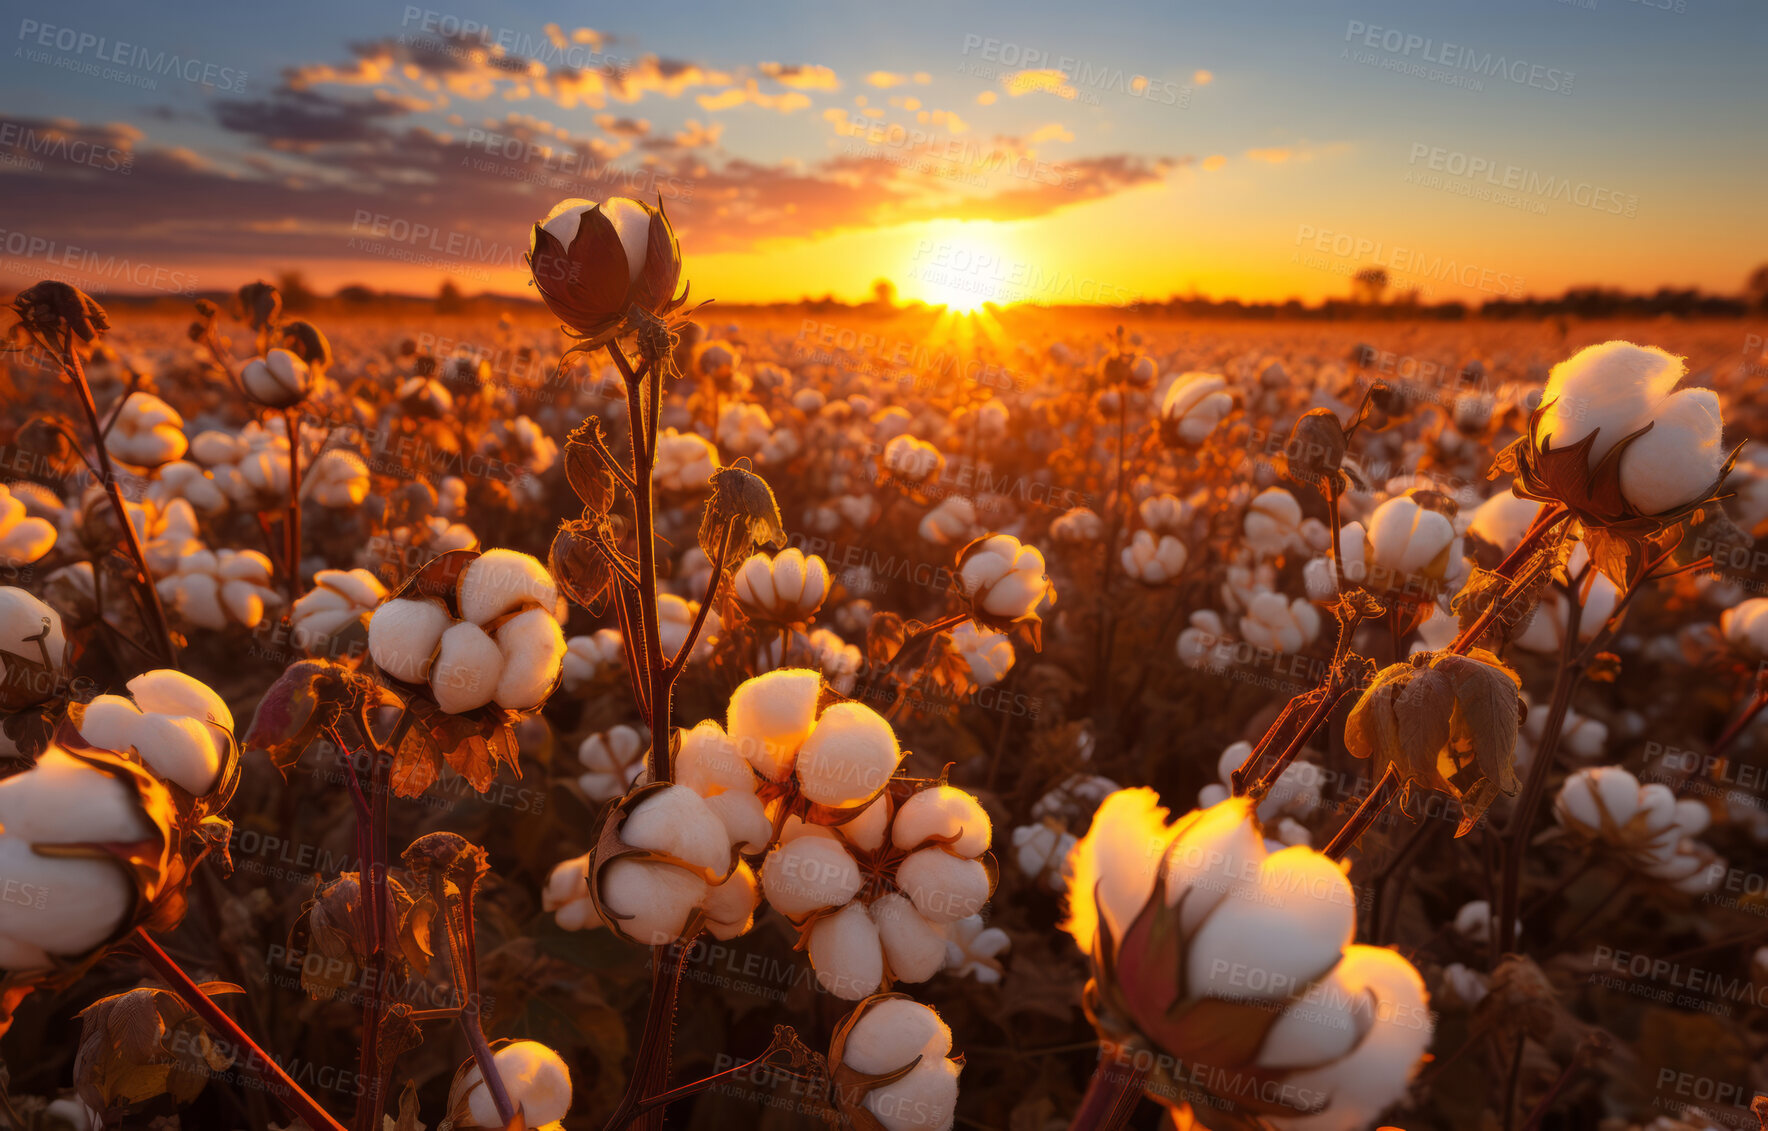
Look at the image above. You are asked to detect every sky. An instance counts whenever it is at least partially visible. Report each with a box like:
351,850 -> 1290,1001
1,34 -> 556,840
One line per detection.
2,0 -> 1763,307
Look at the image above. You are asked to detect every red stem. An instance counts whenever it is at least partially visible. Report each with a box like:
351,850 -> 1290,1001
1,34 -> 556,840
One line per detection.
132,930 -> 347,1131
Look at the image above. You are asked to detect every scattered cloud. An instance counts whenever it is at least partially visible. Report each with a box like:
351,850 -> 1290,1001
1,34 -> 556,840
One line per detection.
759,62 -> 841,90
1003,69 -> 1078,100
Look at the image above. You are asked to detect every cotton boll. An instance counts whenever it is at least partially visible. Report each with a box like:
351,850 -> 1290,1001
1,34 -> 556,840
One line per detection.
621,785 -> 731,875
457,548 -> 559,626
896,849 -> 989,925
1162,798 -> 1268,933
431,622 -> 503,714
461,1039 -> 572,1129
492,606 -> 566,709
864,1057 -> 960,1131
1186,846 -> 1355,1002
126,712 -> 222,797
0,836 -> 138,958
796,702 -> 901,807
675,720 -> 753,796
702,862 -> 760,940
761,836 -> 862,917
727,668 -> 822,780
1269,947 -> 1432,1131
368,598 -> 452,683
838,793 -> 892,852
808,900 -> 884,1000
599,858 -> 708,945
129,669 -> 230,727
843,996 -> 953,1075
702,789 -> 772,855
1617,387 -> 1724,515
871,893 -> 948,983
1537,341 -> 1682,464
1063,788 -> 1174,955
892,786 -> 991,857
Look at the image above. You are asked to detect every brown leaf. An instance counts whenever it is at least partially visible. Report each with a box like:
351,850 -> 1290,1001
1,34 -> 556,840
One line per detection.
564,419 -> 619,514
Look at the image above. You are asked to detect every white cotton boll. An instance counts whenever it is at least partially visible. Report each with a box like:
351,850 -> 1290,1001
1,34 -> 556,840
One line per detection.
702,789 -> 772,854
621,785 -> 731,875
864,1057 -> 960,1131
0,749 -> 152,845
543,855 -> 591,910
431,621 -> 503,714
1467,493 -> 1542,554
727,668 -> 822,780
1269,947 -> 1431,1131
762,835 -> 862,917
1258,958 -> 1366,1070
796,702 -> 901,807
839,793 -> 892,852
1672,799 -> 1710,839
1162,799 -> 1268,933
892,786 -> 991,857
0,835 -> 137,959
1618,387 -> 1724,515
368,598 -> 452,683
461,1039 -> 572,1129
130,669 -> 231,729
599,858 -> 708,945
1538,341 -> 1683,464
734,554 -> 777,611
1063,789 -> 1172,955
1186,847 -> 1356,1001
456,548 -> 559,626
127,712 -> 222,797
897,849 -> 989,925
702,862 -> 760,940
674,721 -> 753,796
871,892 -> 948,983
492,607 -> 566,709
843,996 -> 952,1075
808,900 -> 884,999
601,197 -> 653,280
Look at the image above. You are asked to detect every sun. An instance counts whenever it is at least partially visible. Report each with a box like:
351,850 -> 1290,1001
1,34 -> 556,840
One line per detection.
897,220 -> 1023,313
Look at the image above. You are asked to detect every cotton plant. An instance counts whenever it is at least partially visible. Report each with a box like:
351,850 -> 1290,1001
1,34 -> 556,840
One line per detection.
155,548 -> 281,631
367,548 -> 566,714
0,483 -> 57,567
1065,791 -> 1433,1129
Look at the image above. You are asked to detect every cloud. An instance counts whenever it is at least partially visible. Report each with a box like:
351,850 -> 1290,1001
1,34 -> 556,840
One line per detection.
1193,69 -> 1214,85
1003,69 -> 1078,100
865,71 -> 931,88
1244,147 -> 1294,164
1028,123 -> 1074,145
697,82 -> 813,113
214,88 -> 425,148
759,62 -> 841,90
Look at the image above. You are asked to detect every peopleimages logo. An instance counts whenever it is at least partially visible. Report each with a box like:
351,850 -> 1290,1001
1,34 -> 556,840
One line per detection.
1342,21 -> 1574,95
